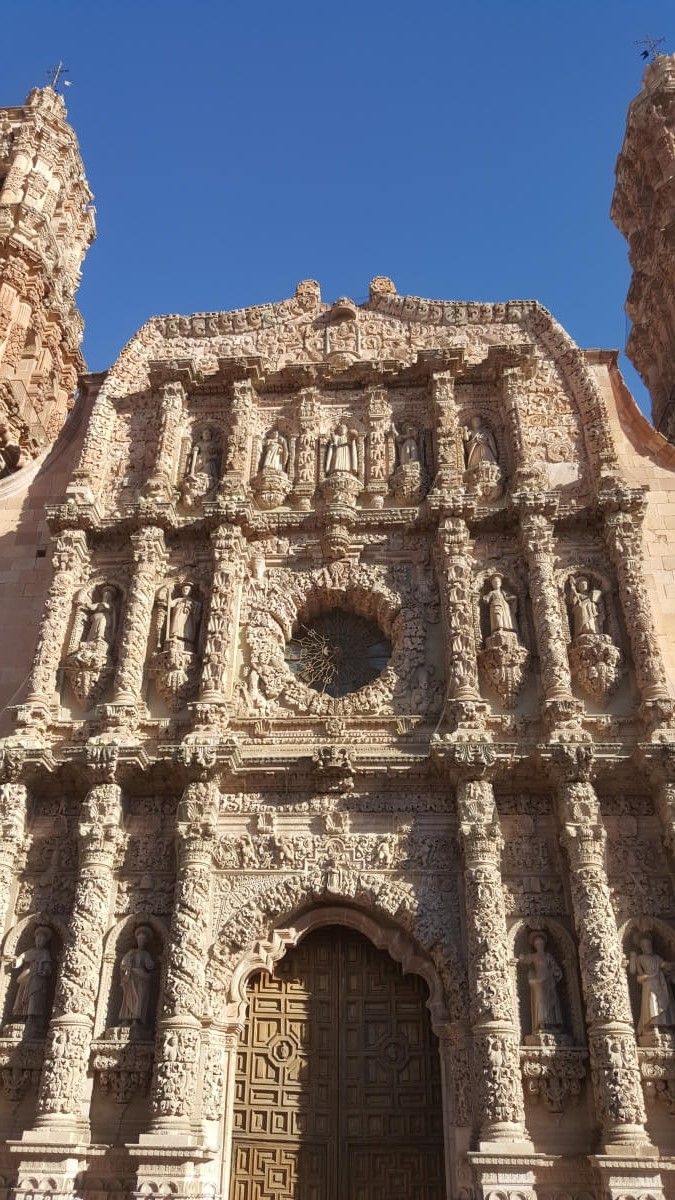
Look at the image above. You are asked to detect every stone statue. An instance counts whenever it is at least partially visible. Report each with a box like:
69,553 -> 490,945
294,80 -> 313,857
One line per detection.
463,415 -> 499,470
12,925 -> 53,1032
519,931 -> 563,1034
568,576 -> 603,638
325,423 -> 358,475
0,423 -> 26,477
82,587 -> 118,651
119,925 -> 156,1027
184,427 -> 220,498
483,573 -> 518,637
261,429 -> 289,473
393,423 -> 420,466
165,584 -> 202,652
629,934 -> 675,1038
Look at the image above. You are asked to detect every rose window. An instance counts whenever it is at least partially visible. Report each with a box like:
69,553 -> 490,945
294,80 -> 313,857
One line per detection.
285,610 -> 391,698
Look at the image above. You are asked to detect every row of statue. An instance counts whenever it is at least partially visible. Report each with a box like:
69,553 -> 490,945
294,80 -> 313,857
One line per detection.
9,923 -> 675,1047
183,415 -> 500,488
481,572 -> 607,643
9,925 -> 157,1037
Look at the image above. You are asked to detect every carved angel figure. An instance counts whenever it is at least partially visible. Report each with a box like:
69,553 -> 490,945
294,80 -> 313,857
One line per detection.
519,931 -> 563,1034
12,925 -> 53,1031
261,429 -> 289,473
629,935 -> 675,1038
325,423 -> 358,475
119,925 -> 156,1027
568,575 -> 603,638
483,573 -> 518,637
463,416 -> 499,470
165,584 -> 202,652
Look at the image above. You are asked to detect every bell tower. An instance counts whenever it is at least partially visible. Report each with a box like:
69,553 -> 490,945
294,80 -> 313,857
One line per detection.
612,53 -> 675,438
0,84 -> 95,474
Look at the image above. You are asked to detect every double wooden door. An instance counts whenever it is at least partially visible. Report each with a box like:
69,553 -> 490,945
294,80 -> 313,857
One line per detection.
230,926 -> 445,1200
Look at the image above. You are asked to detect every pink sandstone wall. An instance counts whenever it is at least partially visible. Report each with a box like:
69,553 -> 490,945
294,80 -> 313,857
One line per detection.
0,377 -> 101,735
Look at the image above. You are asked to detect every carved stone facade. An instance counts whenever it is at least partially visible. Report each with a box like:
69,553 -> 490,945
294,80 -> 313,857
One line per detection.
3,71 -> 675,1200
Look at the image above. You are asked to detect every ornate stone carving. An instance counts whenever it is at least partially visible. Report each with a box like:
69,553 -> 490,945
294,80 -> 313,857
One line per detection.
180,425 -> 221,508
478,573 -> 529,708
463,415 -> 503,500
252,429 -> 291,510
567,574 -> 622,703
118,924 -> 157,1031
11,924 -> 54,1037
521,1045 -> 587,1112
628,932 -> 675,1045
64,583 -> 120,708
149,582 -> 203,710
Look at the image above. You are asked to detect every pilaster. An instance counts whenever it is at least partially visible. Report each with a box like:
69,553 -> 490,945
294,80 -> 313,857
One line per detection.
23,529 -> 89,714
435,516 -> 481,705
519,509 -> 579,724
112,526 -> 167,707
143,378 -> 185,501
199,526 -> 246,705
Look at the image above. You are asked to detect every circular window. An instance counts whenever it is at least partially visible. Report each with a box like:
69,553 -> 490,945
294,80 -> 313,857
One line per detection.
285,610 -> 391,698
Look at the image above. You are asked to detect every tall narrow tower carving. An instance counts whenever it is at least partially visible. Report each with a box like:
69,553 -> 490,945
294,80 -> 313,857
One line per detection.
0,85 -> 95,475
612,54 -> 675,438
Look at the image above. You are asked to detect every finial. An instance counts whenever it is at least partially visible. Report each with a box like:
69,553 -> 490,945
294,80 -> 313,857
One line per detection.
635,36 -> 666,62
46,62 -> 72,92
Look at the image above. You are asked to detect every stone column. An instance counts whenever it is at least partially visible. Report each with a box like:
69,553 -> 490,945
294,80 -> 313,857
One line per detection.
143,379 -> 185,500
112,526 -> 167,706
220,379 -> 254,496
435,516 -> 480,704
30,782 -> 122,1134
456,777 -> 530,1149
603,497 -> 672,714
0,773 -> 27,936
552,750 -> 649,1149
24,529 -> 89,711
430,369 -> 461,494
363,388 -> 390,508
145,779 -> 216,1137
501,363 -> 547,493
519,511 -> 576,716
199,526 -> 246,704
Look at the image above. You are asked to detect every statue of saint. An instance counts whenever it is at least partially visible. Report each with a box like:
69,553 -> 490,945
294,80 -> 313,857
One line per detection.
629,934 -> 675,1038
83,586 -> 118,650
261,429 -> 289,472
393,423 -> 420,466
185,427 -> 220,489
166,584 -> 202,651
119,925 -> 156,1027
568,576 -> 603,638
12,925 -> 53,1032
325,423 -> 358,475
463,416 -> 499,470
519,931 -> 563,1034
483,573 -> 518,637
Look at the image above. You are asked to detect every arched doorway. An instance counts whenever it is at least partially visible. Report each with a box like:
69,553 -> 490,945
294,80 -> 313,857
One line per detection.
230,925 -> 446,1200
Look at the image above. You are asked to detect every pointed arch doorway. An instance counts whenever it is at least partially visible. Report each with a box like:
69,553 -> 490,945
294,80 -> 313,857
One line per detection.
230,924 -> 446,1200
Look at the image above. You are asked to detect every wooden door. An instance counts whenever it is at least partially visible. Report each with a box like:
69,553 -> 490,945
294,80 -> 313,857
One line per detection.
230,926 -> 445,1200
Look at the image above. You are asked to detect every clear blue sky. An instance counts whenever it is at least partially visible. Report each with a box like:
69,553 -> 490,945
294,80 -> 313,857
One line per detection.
4,0 -> 673,416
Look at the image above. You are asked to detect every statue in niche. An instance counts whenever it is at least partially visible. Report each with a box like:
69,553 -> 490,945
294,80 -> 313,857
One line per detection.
164,584 -> 202,652
12,925 -> 53,1034
518,930 -> 564,1036
483,573 -> 519,638
393,423 -> 420,466
80,586 -> 118,655
463,415 -> 499,470
260,429 -> 289,473
181,426 -> 221,507
629,933 -> 675,1040
325,423 -> 358,475
568,575 -> 603,638
119,925 -> 156,1030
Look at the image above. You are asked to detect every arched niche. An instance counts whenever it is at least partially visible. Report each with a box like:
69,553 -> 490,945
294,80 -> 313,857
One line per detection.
95,914 -> 168,1039
509,917 -> 586,1046
0,914 -> 66,1037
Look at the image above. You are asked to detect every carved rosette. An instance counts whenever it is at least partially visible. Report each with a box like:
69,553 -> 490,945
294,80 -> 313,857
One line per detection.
457,779 -> 528,1143
25,529 -> 89,708
555,766 -> 648,1144
35,783 -> 122,1126
568,633 -> 622,704
113,527 -> 167,706
478,631 -> 529,709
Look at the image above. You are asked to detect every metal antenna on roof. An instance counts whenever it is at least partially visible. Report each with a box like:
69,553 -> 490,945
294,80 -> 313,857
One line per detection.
635,36 -> 666,62
46,62 -> 72,91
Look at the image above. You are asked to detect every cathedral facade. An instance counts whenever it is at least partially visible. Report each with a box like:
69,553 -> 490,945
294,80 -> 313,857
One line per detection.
1,62 -> 675,1200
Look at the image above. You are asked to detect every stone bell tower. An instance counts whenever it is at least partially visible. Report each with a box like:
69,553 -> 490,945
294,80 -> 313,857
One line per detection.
612,53 -> 675,438
0,84 -> 95,475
